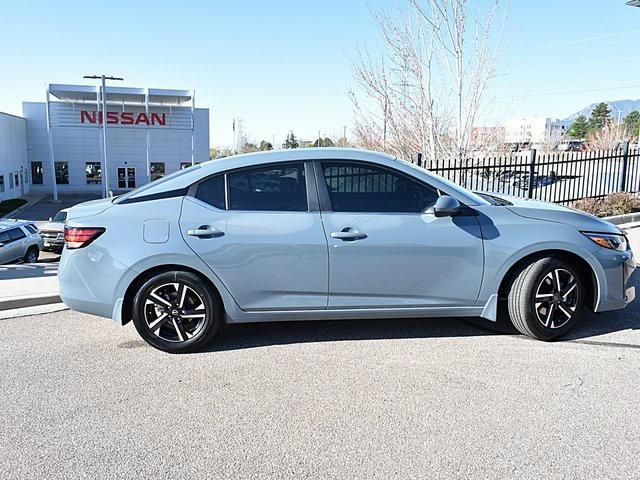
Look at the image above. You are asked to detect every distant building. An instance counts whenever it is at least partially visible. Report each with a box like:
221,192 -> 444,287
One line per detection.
504,117 -> 568,144
471,126 -> 505,148
0,112 -> 30,201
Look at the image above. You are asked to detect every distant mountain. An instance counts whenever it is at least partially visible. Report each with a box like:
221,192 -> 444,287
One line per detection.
563,99 -> 640,123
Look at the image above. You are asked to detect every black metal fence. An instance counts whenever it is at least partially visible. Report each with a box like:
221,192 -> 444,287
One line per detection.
415,143 -> 640,204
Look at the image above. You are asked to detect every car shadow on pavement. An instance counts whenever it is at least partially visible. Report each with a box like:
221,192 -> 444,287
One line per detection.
199,275 -> 640,353
201,317 -> 506,353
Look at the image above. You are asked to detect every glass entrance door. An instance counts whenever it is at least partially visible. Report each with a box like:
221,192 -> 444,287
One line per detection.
117,167 -> 136,189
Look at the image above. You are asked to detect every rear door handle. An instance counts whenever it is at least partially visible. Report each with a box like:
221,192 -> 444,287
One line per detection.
330,227 -> 367,241
187,226 -> 224,238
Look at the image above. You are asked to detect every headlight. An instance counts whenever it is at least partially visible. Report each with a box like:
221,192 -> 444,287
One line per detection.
582,232 -> 628,251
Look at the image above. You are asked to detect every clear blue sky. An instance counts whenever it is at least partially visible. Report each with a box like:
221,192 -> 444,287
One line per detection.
1,0 -> 639,147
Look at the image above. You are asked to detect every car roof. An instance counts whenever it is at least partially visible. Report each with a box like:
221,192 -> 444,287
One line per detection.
116,147 -> 489,207
0,219 -> 34,231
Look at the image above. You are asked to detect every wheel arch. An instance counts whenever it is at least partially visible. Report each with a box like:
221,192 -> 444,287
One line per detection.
120,264 -> 224,326
497,249 -> 598,312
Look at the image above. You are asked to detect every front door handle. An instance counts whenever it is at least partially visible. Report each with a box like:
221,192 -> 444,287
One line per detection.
187,225 -> 224,238
330,227 -> 367,241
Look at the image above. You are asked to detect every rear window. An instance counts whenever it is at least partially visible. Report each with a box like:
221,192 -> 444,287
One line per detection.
196,175 -> 225,209
25,224 -> 38,234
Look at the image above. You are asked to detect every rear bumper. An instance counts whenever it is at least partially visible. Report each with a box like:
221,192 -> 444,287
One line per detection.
58,246 -> 129,319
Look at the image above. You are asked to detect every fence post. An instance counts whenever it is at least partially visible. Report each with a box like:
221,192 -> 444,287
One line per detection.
527,149 -> 537,199
415,152 -> 423,167
618,141 -> 629,192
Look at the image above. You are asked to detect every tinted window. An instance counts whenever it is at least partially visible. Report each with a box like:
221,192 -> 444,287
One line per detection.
52,211 -> 67,223
196,175 -> 225,209
0,231 -> 9,243
25,224 -> 38,234
228,164 -> 307,212
7,228 -> 25,241
322,162 -> 438,213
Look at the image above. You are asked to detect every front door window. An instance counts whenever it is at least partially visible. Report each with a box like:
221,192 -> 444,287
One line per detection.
117,167 -> 136,189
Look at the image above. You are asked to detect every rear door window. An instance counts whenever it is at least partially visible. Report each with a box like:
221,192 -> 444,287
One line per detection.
228,164 -> 307,212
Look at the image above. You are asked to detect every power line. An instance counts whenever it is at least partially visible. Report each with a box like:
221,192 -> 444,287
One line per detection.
507,28 -> 640,54
495,82 -> 640,99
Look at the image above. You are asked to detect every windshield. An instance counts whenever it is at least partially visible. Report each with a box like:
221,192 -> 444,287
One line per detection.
52,211 -> 67,222
475,192 -> 512,206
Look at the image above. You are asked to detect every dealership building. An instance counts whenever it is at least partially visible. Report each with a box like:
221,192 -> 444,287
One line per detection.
0,83 -> 209,200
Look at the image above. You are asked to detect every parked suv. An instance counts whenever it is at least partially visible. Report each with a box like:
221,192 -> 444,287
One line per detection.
0,220 -> 43,264
59,149 -> 636,353
40,209 -> 68,253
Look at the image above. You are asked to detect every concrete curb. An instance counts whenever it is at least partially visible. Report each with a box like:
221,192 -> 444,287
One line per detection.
0,295 -> 63,312
0,193 -> 49,220
604,212 -> 640,225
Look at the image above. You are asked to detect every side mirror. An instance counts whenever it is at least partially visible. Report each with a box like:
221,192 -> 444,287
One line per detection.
48,217 -> 52,221
0,243 -> 4,248
433,195 -> 461,217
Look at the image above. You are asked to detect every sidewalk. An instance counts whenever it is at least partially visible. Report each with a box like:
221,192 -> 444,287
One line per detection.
0,262 -> 60,311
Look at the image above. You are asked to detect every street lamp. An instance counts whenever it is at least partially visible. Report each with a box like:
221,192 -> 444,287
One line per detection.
83,75 -> 123,198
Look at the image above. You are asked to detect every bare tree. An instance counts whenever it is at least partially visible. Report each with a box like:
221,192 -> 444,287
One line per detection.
349,0 -> 507,162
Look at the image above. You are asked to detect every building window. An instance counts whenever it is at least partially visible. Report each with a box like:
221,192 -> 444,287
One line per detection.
85,162 -> 102,184
55,162 -> 69,185
150,163 -> 165,181
31,162 -> 43,185
180,162 -> 193,170
14,172 -> 19,188
0,176 -> 4,193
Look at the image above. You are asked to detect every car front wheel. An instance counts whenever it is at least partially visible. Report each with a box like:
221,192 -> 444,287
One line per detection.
132,271 -> 222,353
507,256 -> 585,340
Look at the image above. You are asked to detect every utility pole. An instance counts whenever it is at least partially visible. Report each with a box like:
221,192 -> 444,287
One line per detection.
343,125 -> 347,147
83,75 -> 123,198
626,1 -> 640,148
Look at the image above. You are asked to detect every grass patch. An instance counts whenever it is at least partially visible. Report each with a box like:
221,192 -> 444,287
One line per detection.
0,198 -> 28,217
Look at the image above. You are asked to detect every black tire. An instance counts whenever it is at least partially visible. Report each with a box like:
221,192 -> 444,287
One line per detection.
132,271 -> 222,353
23,247 -> 39,264
507,256 -> 585,341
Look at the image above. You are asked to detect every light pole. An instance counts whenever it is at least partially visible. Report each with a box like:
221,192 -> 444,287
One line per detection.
83,75 -> 123,198
627,1 -> 640,147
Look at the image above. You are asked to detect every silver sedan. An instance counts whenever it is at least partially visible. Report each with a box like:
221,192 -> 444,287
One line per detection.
58,149 -> 635,353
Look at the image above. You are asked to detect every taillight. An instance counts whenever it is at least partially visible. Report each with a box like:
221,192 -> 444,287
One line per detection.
64,227 -> 105,249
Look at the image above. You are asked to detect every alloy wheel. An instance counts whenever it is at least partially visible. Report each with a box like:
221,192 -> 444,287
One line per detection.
533,268 -> 579,329
26,250 -> 37,263
143,282 -> 207,342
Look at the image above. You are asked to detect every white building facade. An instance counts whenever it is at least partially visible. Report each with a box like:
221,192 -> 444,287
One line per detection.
504,117 -> 568,145
0,112 -> 30,201
22,84 -> 209,197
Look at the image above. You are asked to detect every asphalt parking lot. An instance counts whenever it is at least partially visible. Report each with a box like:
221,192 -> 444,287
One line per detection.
2,274 -> 640,479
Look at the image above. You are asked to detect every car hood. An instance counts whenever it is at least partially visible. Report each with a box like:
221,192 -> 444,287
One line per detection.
66,197 -> 114,221
40,222 -> 64,232
501,196 -> 622,234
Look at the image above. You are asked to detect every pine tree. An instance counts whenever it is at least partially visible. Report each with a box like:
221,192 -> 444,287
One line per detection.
282,131 -> 299,149
567,115 -> 589,139
624,111 -> 640,139
587,102 -> 612,133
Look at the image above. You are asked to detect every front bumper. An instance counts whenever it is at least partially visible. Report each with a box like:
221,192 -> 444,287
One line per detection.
595,246 -> 636,312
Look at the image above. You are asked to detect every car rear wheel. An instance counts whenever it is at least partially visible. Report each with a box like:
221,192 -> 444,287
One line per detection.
132,271 -> 222,353
23,247 -> 39,264
507,256 -> 585,340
